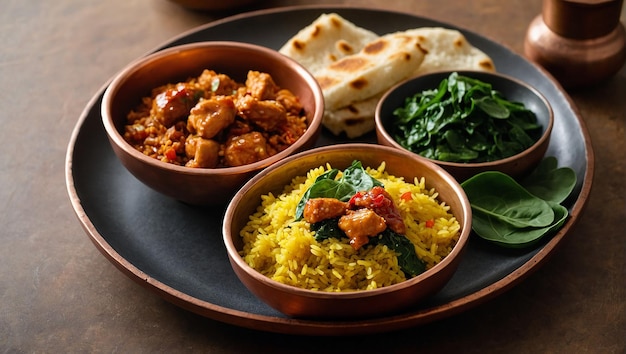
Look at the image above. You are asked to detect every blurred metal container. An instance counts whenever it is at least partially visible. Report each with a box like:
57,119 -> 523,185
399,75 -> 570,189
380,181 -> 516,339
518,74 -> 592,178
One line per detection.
524,0 -> 626,89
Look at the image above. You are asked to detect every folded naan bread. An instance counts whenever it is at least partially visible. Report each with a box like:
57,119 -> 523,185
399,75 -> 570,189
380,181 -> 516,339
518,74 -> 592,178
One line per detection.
407,27 -> 495,76
315,31 -> 427,112
281,14 -> 496,138
279,13 -> 379,74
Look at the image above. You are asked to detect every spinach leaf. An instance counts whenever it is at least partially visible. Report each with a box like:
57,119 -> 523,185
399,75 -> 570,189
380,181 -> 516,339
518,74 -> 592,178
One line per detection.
521,156 -> 577,204
461,171 -> 554,228
371,230 -> 426,277
310,218 -> 344,241
392,72 -> 542,163
471,202 -> 568,249
295,160 -> 383,220
461,157 -> 573,248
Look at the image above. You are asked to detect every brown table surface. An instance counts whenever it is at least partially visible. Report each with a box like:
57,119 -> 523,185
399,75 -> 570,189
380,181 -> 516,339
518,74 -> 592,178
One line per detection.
2,0 -> 625,352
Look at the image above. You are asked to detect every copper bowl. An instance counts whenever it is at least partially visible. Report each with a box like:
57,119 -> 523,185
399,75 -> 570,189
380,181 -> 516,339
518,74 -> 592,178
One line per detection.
222,143 -> 472,319
101,41 -> 324,206
375,70 -> 554,182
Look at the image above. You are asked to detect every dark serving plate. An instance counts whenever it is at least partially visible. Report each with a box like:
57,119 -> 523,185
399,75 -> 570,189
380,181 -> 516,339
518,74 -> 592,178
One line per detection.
65,6 -> 594,336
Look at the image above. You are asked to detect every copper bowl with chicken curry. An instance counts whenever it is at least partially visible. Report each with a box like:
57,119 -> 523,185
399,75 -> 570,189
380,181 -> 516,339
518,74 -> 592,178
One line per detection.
101,41 -> 324,206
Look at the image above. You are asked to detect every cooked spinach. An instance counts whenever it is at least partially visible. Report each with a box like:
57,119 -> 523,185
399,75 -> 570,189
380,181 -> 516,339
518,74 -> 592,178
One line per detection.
392,72 -> 542,163
311,219 -> 425,277
310,218 -> 344,241
295,160 -> 383,220
461,158 -> 576,248
371,229 -> 426,277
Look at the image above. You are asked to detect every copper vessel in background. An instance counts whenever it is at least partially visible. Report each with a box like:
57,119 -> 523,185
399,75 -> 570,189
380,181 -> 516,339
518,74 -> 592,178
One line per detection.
524,0 -> 626,89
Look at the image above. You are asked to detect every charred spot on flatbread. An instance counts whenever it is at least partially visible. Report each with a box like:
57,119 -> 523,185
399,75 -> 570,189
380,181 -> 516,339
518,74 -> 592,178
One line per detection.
317,76 -> 340,90
311,24 -> 322,37
336,40 -> 357,55
416,43 -> 428,55
349,77 -> 369,90
389,51 -> 414,63
479,59 -> 495,70
346,104 -> 360,114
329,14 -> 343,29
329,57 -> 371,72
363,38 -> 387,54
292,40 -> 305,51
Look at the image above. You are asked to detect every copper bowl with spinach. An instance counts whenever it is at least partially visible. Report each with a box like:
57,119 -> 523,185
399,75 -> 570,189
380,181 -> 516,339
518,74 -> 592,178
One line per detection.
375,70 -> 553,182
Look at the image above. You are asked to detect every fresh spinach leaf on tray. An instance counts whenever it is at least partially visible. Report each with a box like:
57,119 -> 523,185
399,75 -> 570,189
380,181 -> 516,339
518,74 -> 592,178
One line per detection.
461,158 -> 576,248
471,202 -> 569,249
462,171 -> 555,228
521,156 -> 577,204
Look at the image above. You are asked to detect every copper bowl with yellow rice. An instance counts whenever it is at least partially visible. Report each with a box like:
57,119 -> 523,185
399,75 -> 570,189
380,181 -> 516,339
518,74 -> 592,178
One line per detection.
222,143 -> 472,319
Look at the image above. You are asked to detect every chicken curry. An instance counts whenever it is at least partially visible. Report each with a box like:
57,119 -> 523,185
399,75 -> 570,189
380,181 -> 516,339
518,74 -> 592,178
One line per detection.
123,69 -> 308,168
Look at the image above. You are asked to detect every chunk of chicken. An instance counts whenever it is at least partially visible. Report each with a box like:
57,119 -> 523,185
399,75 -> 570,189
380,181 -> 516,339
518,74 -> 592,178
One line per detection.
187,96 -> 236,139
349,186 -> 406,234
184,136 -> 220,168
338,208 -> 387,250
197,69 -> 241,96
236,95 -> 286,131
276,89 -> 303,115
303,198 -> 349,224
151,83 -> 199,127
224,131 -> 269,167
245,70 -> 279,100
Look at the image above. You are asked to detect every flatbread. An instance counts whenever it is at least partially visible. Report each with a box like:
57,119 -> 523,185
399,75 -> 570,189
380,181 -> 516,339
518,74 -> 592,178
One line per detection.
322,94 -> 380,138
278,13 -> 378,74
279,14 -> 496,138
407,27 -> 495,75
324,27 -> 496,138
315,31 -> 427,111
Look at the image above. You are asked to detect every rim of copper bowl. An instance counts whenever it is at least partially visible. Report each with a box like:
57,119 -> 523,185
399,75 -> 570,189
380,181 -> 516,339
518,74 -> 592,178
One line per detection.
222,143 -> 472,300
375,70 -> 554,170
101,41 -> 324,176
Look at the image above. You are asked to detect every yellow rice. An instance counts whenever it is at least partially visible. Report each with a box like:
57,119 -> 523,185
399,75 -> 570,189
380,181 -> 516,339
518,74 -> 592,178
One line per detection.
239,162 -> 460,292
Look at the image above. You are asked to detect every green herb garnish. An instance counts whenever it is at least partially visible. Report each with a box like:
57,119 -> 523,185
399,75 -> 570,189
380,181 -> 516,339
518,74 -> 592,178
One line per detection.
392,72 -> 542,163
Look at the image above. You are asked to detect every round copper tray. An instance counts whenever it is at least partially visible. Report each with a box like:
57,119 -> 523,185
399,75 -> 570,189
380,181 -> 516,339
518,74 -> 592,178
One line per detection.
65,6 -> 594,336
